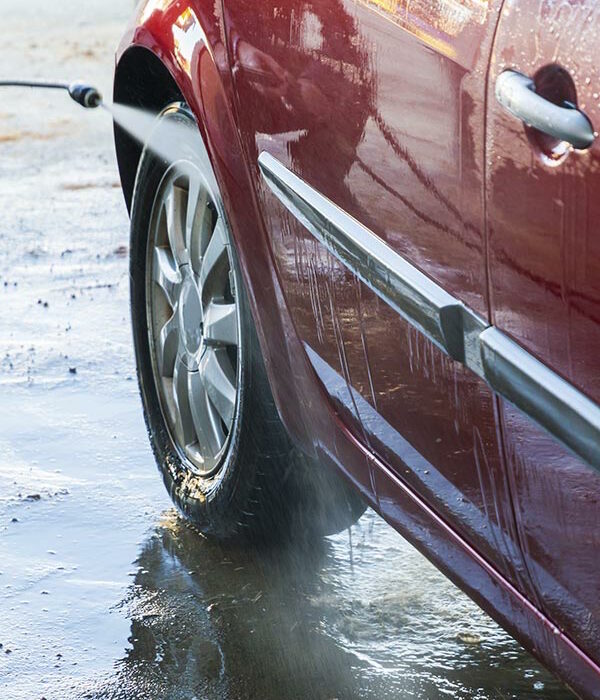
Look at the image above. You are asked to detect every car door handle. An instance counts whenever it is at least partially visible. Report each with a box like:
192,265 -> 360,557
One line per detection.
495,70 -> 595,150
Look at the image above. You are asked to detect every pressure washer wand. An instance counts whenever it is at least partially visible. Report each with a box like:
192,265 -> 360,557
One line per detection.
0,80 -> 102,109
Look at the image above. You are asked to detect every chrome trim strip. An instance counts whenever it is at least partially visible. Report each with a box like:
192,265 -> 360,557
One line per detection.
480,328 -> 600,469
258,151 -> 487,371
258,151 -> 600,472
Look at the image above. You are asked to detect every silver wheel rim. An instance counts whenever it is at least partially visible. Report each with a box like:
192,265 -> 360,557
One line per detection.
147,161 -> 241,477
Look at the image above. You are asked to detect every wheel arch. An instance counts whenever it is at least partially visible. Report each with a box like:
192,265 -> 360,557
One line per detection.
113,46 -> 184,213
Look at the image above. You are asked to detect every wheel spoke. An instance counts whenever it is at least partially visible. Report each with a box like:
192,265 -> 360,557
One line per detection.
200,348 -> 237,427
153,246 -> 181,308
157,313 -> 180,377
185,173 -> 202,244
204,302 -> 238,346
188,370 -> 226,459
172,357 -> 196,447
186,177 -> 210,266
199,220 -> 227,290
191,191 -> 214,276
165,184 -> 188,264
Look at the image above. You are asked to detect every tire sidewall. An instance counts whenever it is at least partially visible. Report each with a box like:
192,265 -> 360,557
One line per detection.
129,103 -> 261,536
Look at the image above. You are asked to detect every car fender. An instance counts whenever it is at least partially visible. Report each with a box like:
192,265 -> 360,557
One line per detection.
114,0 -> 377,502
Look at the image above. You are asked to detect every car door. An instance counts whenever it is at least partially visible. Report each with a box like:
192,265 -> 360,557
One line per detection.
486,0 -> 600,663
224,0 -> 534,594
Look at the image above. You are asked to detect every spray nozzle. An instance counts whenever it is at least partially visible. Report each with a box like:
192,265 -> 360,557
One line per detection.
0,79 -> 102,109
68,82 -> 102,109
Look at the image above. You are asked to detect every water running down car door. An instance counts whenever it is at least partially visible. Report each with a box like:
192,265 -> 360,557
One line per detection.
486,0 -> 600,666
224,0 -> 536,598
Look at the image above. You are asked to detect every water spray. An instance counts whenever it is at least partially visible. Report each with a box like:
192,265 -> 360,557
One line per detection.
0,79 -> 103,109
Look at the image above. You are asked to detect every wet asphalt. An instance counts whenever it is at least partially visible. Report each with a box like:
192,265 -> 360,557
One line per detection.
0,2 -> 576,699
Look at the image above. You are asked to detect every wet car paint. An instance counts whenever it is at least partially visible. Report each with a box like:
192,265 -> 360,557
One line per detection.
114,0 -> 600,696
224,0 -> 535,604
486,0 -> 600,672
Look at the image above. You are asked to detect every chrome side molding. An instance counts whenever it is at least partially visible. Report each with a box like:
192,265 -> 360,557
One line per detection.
479,328 -> 600,469
258,151 -> 600,472
258,153 -> 487,373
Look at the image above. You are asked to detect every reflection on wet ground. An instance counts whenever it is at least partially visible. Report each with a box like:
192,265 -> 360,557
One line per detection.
78,512 -> 568,700
0,1 -> 574,698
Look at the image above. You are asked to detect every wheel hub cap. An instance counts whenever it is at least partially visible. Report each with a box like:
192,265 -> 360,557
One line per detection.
179,270 -> 204,360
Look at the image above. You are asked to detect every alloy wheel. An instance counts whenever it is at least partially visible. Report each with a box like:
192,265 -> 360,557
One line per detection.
146,161 -> 240,477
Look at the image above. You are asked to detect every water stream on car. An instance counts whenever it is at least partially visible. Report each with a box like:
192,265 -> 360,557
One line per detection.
105,102 -> 197,166
0,1 -> 577,698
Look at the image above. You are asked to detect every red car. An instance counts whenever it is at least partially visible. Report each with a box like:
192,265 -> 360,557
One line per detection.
113,0 -> 600,697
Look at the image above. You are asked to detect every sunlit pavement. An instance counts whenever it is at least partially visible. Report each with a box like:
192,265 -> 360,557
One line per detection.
0,2 -> 572,699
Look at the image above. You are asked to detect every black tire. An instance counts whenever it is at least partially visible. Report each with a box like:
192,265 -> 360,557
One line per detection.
129,103 -> 366,542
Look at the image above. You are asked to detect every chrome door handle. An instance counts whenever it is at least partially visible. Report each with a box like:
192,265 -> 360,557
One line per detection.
495,70 -> 595,150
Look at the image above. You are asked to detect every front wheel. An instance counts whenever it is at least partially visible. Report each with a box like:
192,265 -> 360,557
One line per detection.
129,103 -> 366,542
